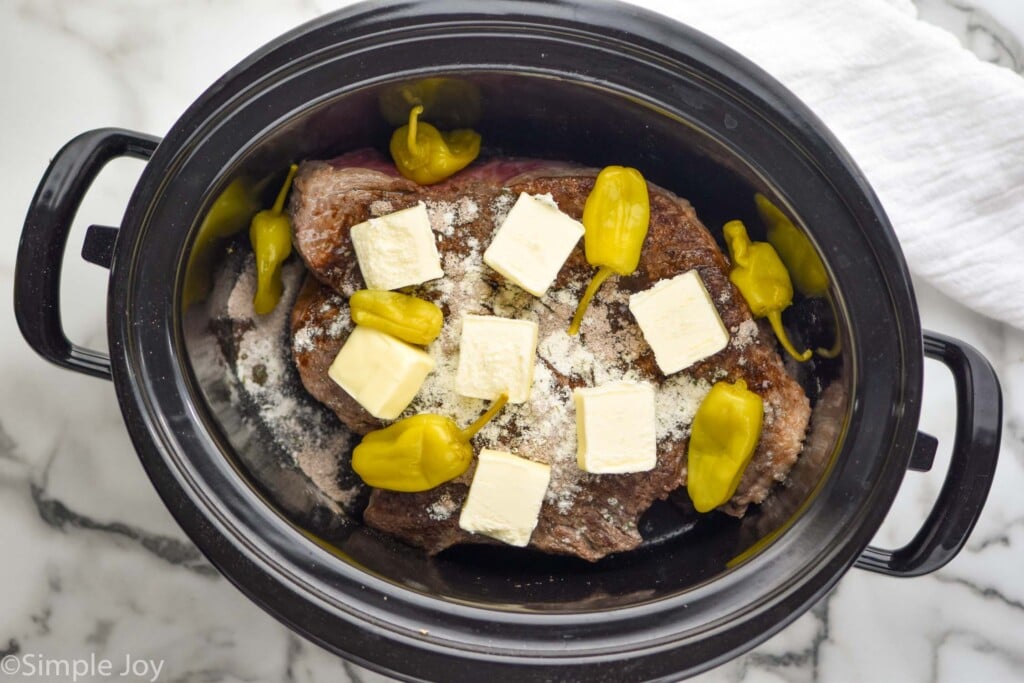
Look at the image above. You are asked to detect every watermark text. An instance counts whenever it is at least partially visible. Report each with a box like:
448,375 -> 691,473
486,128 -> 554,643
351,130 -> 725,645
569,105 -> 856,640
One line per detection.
1,653 -> 163,681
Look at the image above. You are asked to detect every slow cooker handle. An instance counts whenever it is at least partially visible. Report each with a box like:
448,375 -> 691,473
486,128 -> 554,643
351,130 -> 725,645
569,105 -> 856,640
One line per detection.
14,128 -> 160,380
856,331 -> 1001,577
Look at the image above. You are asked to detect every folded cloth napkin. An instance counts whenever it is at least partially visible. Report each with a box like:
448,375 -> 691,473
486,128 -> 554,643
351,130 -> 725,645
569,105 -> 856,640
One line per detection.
624,0 -> 1024,329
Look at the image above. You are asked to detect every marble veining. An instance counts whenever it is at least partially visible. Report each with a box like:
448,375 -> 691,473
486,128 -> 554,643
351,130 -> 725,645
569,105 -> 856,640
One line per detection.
916,0 -> 1024,71
1,1 -> 1022,682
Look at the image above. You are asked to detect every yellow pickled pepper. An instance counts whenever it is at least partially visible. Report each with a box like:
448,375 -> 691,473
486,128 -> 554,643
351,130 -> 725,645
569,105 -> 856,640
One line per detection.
183,177 -> 260,310
687,380 -> 764,513
378,77 -> 482,129
755,193 -> 840,358
569,166 -> 651,335
389,105 -> 481,185
249,164 -> 298,315
349,290 -> 444,346
352,394 -> 509,492
723,220 -> 812,362
754,194 -> 828,298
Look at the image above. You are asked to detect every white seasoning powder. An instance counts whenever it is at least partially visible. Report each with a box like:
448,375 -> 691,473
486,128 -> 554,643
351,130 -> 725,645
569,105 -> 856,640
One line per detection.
426,197 -> 480,238
655,374 -> 713,442
427,492 -> 459,521
489,191 -> 515,227
369,199 -> 394,217
223,259 -> 361,509
292,325 -> 322,353
731,319 -> 760,349
326,312 -> 349,339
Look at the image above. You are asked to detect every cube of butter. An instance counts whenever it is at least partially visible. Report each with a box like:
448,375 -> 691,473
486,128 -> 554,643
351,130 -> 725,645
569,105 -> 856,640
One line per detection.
483,192 -> 585,296
574,381 -> 657,474
458,449 -> 551,547
455,314 -> 538,403
327,325 -> 434,420
350,202 -> 443,290
628,270 -> 729,375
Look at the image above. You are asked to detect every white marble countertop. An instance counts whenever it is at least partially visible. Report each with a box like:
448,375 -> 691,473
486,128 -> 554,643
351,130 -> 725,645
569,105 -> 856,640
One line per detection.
1,1 -> 1022,682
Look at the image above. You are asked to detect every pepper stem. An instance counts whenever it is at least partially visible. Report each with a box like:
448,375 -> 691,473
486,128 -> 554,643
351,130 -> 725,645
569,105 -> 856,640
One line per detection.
815,294 -> 842,358
460,393 -> 509,440
406,105 -> 424,158
568,266 -> 614,336
271,164 -> 299,215
768,311 -> 812,362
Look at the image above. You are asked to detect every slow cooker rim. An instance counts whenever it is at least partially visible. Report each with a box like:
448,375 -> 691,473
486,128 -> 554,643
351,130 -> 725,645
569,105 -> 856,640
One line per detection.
105,0 -> 922,679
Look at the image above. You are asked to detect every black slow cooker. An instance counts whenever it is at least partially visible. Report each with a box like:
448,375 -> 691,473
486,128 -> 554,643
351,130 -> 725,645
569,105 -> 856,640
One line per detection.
14,1 -> 1002,681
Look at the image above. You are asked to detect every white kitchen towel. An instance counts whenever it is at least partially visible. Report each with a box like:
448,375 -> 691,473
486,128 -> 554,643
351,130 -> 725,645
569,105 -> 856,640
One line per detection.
623,0 -> 1024,329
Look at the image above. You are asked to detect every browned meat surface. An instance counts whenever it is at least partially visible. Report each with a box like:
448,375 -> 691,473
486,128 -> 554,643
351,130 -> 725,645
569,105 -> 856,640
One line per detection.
288,149 -> 811,561
290,277 -> 379,436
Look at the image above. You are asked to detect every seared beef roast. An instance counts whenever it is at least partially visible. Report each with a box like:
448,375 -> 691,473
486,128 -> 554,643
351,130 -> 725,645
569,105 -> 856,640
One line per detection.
287,149 -> 811,561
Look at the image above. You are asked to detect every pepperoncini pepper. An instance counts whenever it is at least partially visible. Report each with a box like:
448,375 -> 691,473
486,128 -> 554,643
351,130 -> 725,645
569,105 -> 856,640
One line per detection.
349,290 -> 443,346
183,177 -> 260,311
755,193 -> 840,358
352,394 -> 509,492
754,194 -> 828,298
389,105 -> 481,185
378,77 -> 482,129
569,166 -> 651,335
249,164 -> 298,315
723,220 -> 812,362
687,380 -> 764,513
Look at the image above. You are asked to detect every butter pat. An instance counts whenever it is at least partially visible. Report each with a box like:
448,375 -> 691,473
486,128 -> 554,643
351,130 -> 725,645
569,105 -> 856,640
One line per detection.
629,270 -> 729,375
574,381 -> 657,474
483,192 -> 585,296
350,202 -> 443,290
328,325 -> 434,420
459,449 -> 551,547
455,314 -> 538,403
